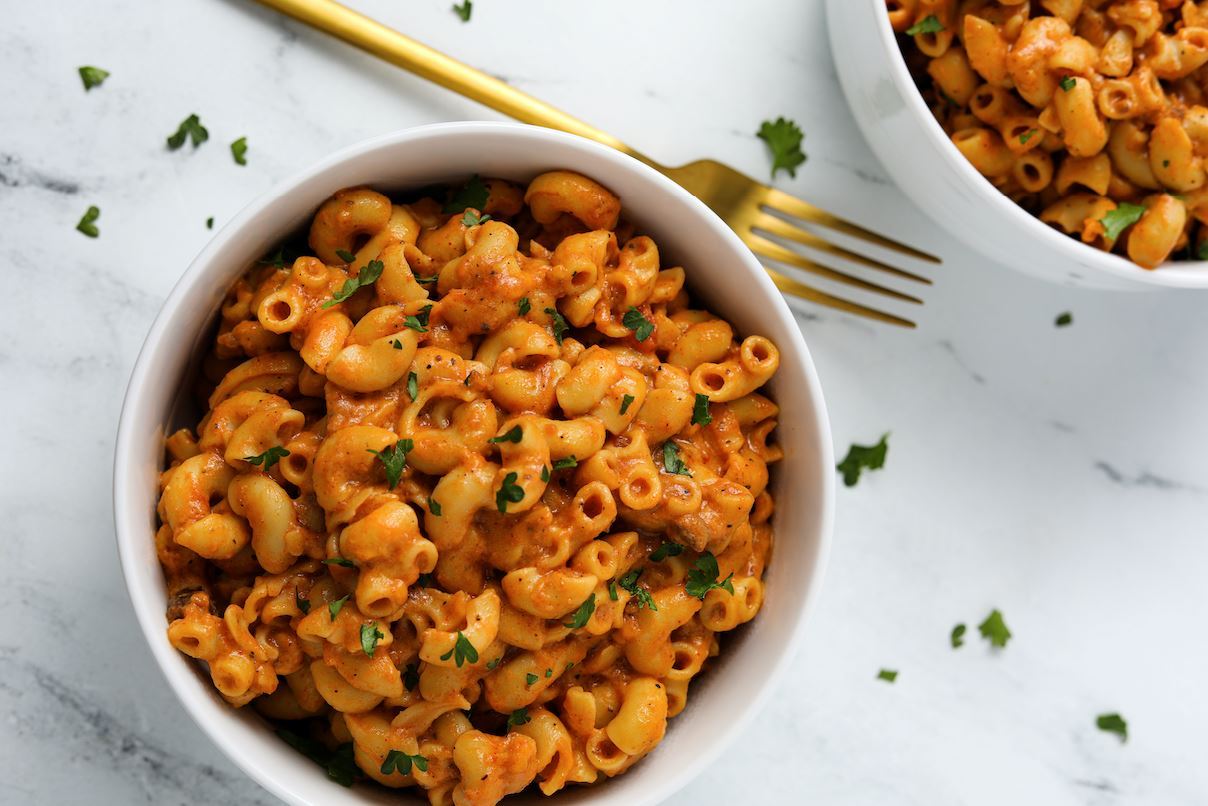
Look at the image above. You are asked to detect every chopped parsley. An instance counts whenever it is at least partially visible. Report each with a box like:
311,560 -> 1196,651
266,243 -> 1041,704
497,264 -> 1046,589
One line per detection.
518,297 -> 531,316
367,438 -> 413,490
462,208 -> 490,226
206,216 -> 214,230
906,14 -> 944,35
1019,129 -> 1038,145
757,117 -> 807,179
691,393 -> 712,426
662,441 -> 692,476
877,669 -> 898,683
323,557 -> 355,568
76,205 -> 101,238
403,303 -> 434,332
608,580 -> 619,601
496,471 -> 525,513
1060,76 -> 1077,91
335,248 -> 356,263
490,425 -> 523,444
244,445 -> 290,470
552,456 -> 578,471
360,622 -> 384,657
618,569 -> 657,611
622,307 -> 655,341
323,259 -> 385,308
486,656 -> 502,670
951,623 -> 966,648
525,672 -> 538,686
78,66 -> 109,90
545,307 -> 569,345
837,434 -> 888,487
295,590 -> 311,614
452,1 -> 473,22
540,466 -> 551,483
166,113 -> 209,150
1096,713 -> 1128,742
443,175 -> 489,214
649,542 -> 684,562
1055,312 -> 1073,327
230,136 -> 248,166
619,394 -> 636,415
407,371 -> 419,399
428,497 -> 442,516
564,593 -> 596,629
329,594 -> 350,620
685,552 -> 734,599
439,631 -> 479,667
507,707 -> 530,728
380,749 -> 428,776
978,609 -> 1011,648
277,729 -> 358,787
1100,203 -> 1146,241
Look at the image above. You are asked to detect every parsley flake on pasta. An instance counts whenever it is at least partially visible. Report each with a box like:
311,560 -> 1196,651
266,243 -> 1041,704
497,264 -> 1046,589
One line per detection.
428,497 -> 442,516
552,456 -> 577,471
404,303 -> 434,332
367,439 -> 412,490
323,557 -> 355,568
381,750 -> 428,776
507,708 -> 530,728
619,394 -> 636,415
360,623 -> 384,657
1101,203 -> 1146,242
686,552 -> 735,599
691,393 -> 712,426
757,117 -> 808,179
525,672 -> 538,686
335,248 -> 356,263
462,209 -> 491,226
243,445 -> 289,470
324,259 -> 385,308
78,65 -> 109,90
442,632 -> 478,666
329,594 -> 350,620
517,296 -> 531,316
662,441 -> 692,476
1059,76 -> 1076,91
295,590 -> 310,614
649,542 -> 684,562
451,0 -> 472,21
545,307 -> 569,344
490,425 -> 523,444
1055,312 -> 1073,328
443,174 -> 489,213
622,307 -> 655,341
618,569 -> 658,611
166,113 -> 209,150
496,471 -> 525,512
906,14 -> 944,35
564,593 -> 596,629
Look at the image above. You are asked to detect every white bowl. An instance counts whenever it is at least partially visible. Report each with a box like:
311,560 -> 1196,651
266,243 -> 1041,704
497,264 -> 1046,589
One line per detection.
826,0 -> 1208,291
113,122 -> 834,806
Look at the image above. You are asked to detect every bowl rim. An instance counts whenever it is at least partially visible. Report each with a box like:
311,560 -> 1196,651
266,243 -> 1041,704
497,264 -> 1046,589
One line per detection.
865,0 -> 1208,288
113,121 -> 835,806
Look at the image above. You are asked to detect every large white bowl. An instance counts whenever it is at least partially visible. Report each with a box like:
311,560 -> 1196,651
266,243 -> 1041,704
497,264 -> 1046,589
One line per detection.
826,0 -> 1208,291
113,122 -> 834,806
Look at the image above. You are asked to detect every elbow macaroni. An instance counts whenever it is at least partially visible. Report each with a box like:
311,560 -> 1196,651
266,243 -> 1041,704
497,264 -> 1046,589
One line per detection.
156,171 -> 781,805
893,1 -> 1208,268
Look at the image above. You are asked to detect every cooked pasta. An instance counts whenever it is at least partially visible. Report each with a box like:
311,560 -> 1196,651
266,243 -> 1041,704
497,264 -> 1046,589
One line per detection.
155,170 -> 781,804
891,0 -> 1208,269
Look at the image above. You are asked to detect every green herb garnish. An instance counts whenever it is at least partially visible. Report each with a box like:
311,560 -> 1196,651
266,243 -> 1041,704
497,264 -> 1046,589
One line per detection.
490,425 -> 523,444
335,248 -> 356,263
552,456 -> 577,471
619,394 -> 635,415
230,136 -> 248,166
544,307 -> 569,345
76,205 -> 100,238
978,609 -> 1011,648
244,445 -> 290,470
662,441 -> 691,476
429,497 -> 442,516
951,623 -> 966,648
837,434 -> 888,487
618,569 -> 657,611
462,208 -> 490,226
564,593 -> 596,629
906,14 -> 944,35
79,66 -> 109,90
622,307 -> 655,341
323,259 -> 385,308
323,557 -> 355,568
361,622 -> 384,657
691,393 -> 712,426
507,707 -> 530,728
1100,203 -> 1146,241
166,114 -> 209,150
380,749 -> 428,776
367,438 -> 413,490
451,0 -> 473,22
518,297 -> 531,315
443,175 -> 489,214
403,303 -> 434,332
877,669 -> 898,683
329,594 -> 350,620
1055,312 -> 1073,327
496,471 -> 524,513
1060,76 -> 1077,91
649,542 -> 685,562
407,371 -> 419,400
685,552 -> 734,599
439,631 -> 479,667
1096,713 -> 1128,742
757,117 -> 808,178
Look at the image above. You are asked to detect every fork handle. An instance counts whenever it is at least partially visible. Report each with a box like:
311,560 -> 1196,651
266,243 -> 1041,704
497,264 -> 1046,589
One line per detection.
252,0 -> 655,165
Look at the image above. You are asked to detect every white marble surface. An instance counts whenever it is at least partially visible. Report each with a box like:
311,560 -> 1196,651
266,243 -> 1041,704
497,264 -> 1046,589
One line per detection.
3,1 -> 1207,804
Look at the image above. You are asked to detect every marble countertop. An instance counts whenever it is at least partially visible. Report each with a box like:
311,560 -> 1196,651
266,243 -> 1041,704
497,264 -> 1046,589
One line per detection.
3,1 -> 1207,803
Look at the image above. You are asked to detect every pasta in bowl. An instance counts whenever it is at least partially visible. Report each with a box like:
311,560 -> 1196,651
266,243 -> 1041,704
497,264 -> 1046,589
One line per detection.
827,0 -> 1208,289
114,123 -> 832,806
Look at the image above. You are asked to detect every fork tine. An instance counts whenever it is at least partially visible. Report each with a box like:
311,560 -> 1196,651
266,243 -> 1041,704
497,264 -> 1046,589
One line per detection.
753,212 -> 933,285
744,233 -> 924,305
764,267 -> 917,328
763,187 -> 941,264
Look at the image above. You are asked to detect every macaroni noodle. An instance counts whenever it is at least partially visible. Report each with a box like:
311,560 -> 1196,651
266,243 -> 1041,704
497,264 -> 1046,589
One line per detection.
156,171 -> 781,804
891,0 -> 1208,268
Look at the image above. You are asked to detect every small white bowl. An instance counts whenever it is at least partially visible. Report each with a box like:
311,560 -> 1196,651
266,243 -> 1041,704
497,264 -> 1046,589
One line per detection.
826,0 -> 1208,291
113,122 -> 834,806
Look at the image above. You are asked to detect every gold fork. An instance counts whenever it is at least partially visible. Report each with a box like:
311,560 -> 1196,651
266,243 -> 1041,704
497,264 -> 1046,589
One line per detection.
252,0 -> 940,327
